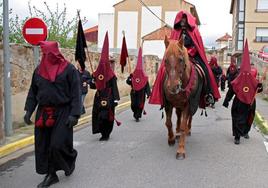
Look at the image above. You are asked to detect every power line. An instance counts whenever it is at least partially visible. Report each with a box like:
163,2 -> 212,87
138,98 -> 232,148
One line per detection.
136,0 -> 169,26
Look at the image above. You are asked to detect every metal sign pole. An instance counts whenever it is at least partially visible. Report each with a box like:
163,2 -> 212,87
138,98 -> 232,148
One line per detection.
3,0 -> 13,136
33,46 -> 39,67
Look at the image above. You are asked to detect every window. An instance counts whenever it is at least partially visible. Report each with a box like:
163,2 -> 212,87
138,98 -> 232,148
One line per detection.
238,12 -> 244,21
257,0 -> 268,10
239,0 -> 245,11
256,28 -> 268,42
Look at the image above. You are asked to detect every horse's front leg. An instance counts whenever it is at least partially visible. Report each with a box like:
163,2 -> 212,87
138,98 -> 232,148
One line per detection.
176,107 -> 190,160
175,110 -> 181,140
165,106 -> 175,146
187,115 -> 192,136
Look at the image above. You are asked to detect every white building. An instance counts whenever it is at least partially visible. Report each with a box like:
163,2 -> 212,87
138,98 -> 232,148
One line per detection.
97,0 -> 200,57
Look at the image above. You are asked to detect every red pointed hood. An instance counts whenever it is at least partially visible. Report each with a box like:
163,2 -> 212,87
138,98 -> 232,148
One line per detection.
93,32 -> 115,90
231,39 -> 258,104
38,41 -> 68,82
132,47 -> 148,91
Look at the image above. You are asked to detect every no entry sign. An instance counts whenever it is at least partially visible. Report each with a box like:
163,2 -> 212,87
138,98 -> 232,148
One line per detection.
22,18 -> 48,45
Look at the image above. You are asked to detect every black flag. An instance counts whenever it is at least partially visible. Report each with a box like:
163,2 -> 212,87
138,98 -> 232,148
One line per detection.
75,19 -> 87,71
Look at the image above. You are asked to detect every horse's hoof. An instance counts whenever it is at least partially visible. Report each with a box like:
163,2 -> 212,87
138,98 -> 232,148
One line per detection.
168,139 -> 175,146
187,132 -> 191,136
176,153 -> 185,160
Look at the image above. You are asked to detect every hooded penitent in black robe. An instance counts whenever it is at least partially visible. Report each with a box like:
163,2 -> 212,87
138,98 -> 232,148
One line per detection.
90,76 -> 120,138
24,63 -> 81,175
223,84 -> 262,138
126,74 -> 151,120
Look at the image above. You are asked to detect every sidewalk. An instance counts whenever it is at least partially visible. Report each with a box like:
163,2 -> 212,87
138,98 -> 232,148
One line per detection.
0,95 -> 131,160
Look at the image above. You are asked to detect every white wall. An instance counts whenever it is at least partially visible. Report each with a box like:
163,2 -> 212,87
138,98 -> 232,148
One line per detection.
98,13 -> 114,49
143,40 -> 165,58
117,11 -> 138,49
165,11 -> 178,27
141,6 -> 162,37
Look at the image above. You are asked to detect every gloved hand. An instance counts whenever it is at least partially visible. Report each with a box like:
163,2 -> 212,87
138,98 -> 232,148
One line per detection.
24,111 -> 33,125
66,116 -> 78,128
222,101 -> 229,108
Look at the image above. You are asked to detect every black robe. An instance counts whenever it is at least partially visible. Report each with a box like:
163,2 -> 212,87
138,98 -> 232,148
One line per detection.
220,75 -> 226,91
223,84 -> 262,138
90,76 -> 120,137
24,64 -> 81,175
126,75 -> 151,120
211,66 -> 222,87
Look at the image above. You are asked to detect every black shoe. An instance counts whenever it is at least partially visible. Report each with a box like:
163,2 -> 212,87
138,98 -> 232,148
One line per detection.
99,136 -> 110,141
65,164 -> 75,176
37,174 -> 49,188
135,118 -> 140,122
205,94 -> 215,105
234,137 -> 240,145
37,173 -> 59,188
244,134 -> 249,139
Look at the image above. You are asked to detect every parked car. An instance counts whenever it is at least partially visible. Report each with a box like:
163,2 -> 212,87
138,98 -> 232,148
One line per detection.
258,45 -> 268,62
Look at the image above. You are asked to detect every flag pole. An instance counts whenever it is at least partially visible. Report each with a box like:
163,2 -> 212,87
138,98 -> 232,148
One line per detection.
122,30 -> 131,73
77,10 -> 94,73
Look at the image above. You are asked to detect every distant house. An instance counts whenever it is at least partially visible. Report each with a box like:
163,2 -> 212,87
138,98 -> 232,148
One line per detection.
84,25 -> 98,45
98,0 -> 200,57
215,33 -> 232,69
141,25 -> 172,57
230,0 -> 268,58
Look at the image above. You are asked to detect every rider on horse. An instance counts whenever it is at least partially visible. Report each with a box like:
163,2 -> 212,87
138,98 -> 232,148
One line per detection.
149,10 -> 221,108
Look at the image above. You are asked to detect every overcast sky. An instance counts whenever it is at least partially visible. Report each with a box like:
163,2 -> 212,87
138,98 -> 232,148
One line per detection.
9,0 -> 232,47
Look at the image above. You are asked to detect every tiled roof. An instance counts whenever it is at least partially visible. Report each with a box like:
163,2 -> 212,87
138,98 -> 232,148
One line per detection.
142,25 -> 172,41
84,25 -> 98,34
216,33 -> 232,42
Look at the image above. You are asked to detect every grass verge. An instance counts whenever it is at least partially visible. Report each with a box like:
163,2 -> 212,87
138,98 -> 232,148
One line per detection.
254,111 -> 268,135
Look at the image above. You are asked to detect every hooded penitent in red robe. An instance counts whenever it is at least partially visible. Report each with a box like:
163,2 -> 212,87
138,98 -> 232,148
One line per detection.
209,56 -> 218,68
231,39 -> 258,105
132,47 -> 148,91
93,32 -> 115,90
250,66 -> 258,78
228,57 -> 238,74
38,41 -> 68,82
149,10 -> 220,105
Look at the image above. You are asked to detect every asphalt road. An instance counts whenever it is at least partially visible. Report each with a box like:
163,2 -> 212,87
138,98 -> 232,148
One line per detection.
1,95 -> 268,188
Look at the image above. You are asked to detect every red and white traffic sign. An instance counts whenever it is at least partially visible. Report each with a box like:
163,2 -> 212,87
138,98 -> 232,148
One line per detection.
22,18 -> 48,45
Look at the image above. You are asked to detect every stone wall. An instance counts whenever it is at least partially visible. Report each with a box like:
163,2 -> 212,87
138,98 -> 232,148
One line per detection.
0,44 -> 161,128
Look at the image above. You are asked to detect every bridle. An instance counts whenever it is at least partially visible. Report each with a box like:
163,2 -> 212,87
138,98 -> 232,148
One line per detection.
165,54 -> 187,95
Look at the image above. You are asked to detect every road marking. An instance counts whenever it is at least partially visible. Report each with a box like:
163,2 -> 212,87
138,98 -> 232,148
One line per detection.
264,141 -> 268,153
25,28 -> 44,35
73,141 -> 85,147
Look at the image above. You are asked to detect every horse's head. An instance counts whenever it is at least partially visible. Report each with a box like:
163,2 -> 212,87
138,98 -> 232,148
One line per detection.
164,36 -> 189,95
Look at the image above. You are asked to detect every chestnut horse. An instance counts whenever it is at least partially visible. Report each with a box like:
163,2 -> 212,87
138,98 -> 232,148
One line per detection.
163,36 -> 203,160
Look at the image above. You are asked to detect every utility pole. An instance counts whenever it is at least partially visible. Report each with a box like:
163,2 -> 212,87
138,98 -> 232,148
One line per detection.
0,52 -> 4,142
3,0 -> 13,136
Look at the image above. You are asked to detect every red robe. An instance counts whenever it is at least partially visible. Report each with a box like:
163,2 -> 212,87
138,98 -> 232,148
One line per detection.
149,11 -> 220,105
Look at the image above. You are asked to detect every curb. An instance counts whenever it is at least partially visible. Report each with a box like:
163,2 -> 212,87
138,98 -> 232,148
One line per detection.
0,101 -> 131,159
